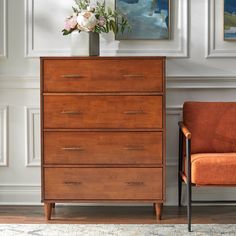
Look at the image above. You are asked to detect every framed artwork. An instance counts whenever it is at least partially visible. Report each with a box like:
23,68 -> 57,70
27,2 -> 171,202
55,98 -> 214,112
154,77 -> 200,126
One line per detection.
224,0 -> 236,40
116,0 -> 170,40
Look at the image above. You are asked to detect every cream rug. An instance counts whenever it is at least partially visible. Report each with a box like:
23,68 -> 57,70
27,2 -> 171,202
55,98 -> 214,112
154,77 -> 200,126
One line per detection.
0,224 -> 235,236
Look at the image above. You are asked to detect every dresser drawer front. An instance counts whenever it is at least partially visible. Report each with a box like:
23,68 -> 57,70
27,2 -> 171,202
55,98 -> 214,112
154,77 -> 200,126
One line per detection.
44,95 -> 163,129
44,168 -> 162,200
44,132 -> 163,165
43,59 -> 163,92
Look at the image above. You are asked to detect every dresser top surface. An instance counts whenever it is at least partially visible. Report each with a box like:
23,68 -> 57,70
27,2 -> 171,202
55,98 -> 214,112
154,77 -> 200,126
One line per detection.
40,56 -> 166,60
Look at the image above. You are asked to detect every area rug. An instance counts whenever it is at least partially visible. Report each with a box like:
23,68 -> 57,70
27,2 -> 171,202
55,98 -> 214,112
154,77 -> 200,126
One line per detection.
0,224 -> 235,236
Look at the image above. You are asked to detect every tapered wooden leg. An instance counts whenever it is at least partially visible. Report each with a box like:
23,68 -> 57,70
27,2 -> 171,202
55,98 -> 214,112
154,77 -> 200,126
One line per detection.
44,203 -> 53,220
154,203 -> 163,220
152,203 -> 156,215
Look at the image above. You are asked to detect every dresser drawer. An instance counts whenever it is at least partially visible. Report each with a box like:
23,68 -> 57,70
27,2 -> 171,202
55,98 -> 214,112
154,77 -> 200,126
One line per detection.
44,167 -> 162,200
44,131 -> 163,165
42,58 -> 163,92
43,95 -> 163,129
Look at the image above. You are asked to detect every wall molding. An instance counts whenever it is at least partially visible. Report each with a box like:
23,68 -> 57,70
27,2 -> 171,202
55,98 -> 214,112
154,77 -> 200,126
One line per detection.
167,76 -> 236,89
166,105 -> 182,116
24,0 -> 70,57
0,184 -> 41,205
0,182 -> 235,206
0,0 -> 7,58
0,106 -> 8,166
166,106 -> 182,167
206,0 -> 236,58
25,107 -> 41,167
2,75 -> 236,89
24,0 -> 189,58
0,76 -> 39,89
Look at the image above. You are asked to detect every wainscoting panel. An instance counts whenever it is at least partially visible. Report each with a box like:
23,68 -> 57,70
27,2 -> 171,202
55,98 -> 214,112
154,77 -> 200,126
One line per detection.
0,106 -> 8,166
0,0 -> 7,58
207,0 -> 236,58
25,107 -> 40,167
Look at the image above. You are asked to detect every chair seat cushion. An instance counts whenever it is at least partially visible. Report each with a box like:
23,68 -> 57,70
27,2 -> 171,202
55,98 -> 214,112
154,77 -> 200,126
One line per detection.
190,153 -> 236,185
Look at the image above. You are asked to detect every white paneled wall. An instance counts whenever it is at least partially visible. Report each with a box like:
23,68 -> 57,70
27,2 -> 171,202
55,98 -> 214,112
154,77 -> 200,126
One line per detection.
0,0 -> 236,205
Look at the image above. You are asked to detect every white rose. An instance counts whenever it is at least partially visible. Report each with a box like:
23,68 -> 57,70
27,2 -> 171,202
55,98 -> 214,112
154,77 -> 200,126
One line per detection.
77,11 -> 97,32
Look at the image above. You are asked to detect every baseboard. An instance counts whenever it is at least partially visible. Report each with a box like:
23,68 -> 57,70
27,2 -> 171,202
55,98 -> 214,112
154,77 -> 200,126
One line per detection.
0,185 -> 235,206
0,184 -> 41,205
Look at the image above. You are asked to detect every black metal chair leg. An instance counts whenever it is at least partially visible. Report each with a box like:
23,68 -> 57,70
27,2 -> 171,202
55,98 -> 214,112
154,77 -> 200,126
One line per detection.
178,127 -> 183,207
187,179 -> 192,232
186,139 -> 192,232
178,174 -> 182,207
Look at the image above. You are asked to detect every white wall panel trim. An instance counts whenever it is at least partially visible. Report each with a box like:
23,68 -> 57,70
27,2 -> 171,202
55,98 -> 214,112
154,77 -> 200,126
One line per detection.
25,107 -> 40,167
206,0 -> 236,58
2,75 -> 236,89
0,76 -> 39,89
167,76 -> 236,89
25,0 -> 189,58
166,106 -> 182,166
0,0 -> 7,58
166,106 -> 182,115
0,105 -> 8,166
24,0 -> 71,57
1,183 -> 235,205
0,184 -> 41,205
166,160 -> 178,167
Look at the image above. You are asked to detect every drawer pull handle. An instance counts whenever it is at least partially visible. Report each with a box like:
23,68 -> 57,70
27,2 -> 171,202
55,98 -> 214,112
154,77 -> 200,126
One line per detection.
62,147 -> 84,151
123,74 -> 144,79
61,111 -> 83,115
126,181 -> 144,186
123,146 -> 145,151
64,181 -> 81,185
61,74 -> 84,79
123,110 -> 145,115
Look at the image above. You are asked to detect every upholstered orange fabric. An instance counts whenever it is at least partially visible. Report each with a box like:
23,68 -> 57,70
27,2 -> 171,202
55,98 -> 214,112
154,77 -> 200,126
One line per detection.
189,153 -> 236,185
183,102 -> 236,154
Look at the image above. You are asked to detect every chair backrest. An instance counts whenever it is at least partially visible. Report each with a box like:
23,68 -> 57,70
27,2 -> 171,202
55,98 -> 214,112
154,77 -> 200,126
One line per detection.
183,102 -> 236,154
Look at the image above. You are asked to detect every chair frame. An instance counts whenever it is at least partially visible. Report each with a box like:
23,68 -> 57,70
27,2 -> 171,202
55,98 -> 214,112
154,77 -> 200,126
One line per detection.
178,121 -> 236,232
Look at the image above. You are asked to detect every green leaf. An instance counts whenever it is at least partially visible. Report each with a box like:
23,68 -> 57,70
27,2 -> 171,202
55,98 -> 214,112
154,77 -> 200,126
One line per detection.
110,20 -> 116,34
72,6 -> 77,13
62,29 -> 73,36
108,7 -> 112,15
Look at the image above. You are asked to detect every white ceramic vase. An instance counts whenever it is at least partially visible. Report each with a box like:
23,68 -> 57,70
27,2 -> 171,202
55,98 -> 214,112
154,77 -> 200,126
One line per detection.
71,31 -> 89,56
70,31 -> 100,56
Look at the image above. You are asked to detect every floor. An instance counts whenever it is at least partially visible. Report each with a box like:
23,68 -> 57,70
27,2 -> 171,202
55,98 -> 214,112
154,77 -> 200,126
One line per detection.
0,206 -> 235,224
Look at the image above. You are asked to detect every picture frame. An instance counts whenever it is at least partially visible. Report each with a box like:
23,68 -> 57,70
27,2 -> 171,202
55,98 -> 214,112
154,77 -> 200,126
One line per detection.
115,0 -> 170,40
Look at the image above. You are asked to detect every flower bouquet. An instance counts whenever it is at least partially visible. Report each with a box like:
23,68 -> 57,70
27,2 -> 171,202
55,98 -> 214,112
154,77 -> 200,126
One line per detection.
62,0 -> 129,35
62,0 -> 129,55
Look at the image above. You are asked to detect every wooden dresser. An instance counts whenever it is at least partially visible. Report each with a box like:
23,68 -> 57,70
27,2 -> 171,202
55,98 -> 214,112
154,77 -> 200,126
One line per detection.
40,57 -> 166,220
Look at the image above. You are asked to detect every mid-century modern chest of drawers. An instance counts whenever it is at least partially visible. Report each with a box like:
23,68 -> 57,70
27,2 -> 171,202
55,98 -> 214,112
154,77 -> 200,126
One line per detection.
40,56 -> 166,220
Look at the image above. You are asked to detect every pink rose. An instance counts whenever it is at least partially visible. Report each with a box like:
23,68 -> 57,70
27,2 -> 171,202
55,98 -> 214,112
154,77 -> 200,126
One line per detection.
65,16 -> 77,31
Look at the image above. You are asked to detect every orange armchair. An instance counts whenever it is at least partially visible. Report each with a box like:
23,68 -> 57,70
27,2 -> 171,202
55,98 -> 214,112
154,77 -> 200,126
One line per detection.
178,102 -> 236,232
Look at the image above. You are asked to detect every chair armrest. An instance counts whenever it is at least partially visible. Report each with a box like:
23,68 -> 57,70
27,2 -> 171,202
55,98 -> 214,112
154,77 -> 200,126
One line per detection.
178,121 -> 191,139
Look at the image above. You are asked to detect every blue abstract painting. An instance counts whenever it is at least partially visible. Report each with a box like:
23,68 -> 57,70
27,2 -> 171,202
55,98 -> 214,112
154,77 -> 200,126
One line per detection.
116,0 -> 170,40
224,0 -> 236,40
